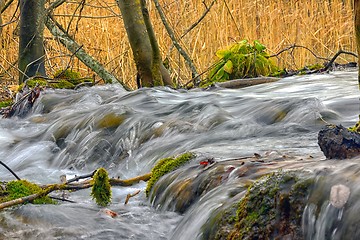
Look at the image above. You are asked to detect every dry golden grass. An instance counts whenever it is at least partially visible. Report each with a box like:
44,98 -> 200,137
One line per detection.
0,0 -> 356,89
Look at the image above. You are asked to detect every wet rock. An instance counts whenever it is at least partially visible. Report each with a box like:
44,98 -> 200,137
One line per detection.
150,160 -> 242,213
318,125 -> 360,159
206,171 -> 314,240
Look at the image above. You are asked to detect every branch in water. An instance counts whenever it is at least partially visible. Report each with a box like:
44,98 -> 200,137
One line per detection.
0,172 -> 152,210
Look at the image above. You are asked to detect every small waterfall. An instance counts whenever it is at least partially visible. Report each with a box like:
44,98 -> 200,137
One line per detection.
1,71 -> 359,239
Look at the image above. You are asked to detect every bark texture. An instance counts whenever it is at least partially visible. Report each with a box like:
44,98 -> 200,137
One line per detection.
116,0 -> 172,87
318,125 -> 360,159
355,0 -> 360,84
18,0 -> 46,83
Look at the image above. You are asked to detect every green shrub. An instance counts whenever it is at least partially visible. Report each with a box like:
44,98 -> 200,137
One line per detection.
201,40 -> 279,87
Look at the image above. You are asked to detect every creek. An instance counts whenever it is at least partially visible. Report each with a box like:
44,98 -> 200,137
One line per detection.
0,71 -> 359,239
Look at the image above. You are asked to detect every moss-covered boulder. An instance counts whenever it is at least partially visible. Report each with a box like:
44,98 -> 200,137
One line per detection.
208,171 -> 314,240
146,152 -> 195,197
54,69 -> 92,86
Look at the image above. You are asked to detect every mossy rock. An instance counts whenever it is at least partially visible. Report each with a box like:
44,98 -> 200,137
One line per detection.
146,152 -> 195,197
19,78 -> 48,91
212,171 -> 314,239
0,180 -> 54,205
50,79 -> 75,89
54,69 -> 93,85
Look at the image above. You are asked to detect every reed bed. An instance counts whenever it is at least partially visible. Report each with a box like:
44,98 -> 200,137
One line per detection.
0,0 -> 356,89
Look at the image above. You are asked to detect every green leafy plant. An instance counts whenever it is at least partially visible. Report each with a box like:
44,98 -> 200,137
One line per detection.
201,40 -> 279,87
91,168 -> 112,207
349,116 -> 360,133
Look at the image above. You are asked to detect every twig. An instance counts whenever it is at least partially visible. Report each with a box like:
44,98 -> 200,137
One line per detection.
180,0 -> 216,39
66,170 -> 96,184
109,173 -> 152,186
222,0 -> 241,36
124,190 -> 141,205
1,0 -> 14,14
49,196 -> 76,203
46,0 -> 67,13
0,161 -> 21,180
269,44 -> 330,62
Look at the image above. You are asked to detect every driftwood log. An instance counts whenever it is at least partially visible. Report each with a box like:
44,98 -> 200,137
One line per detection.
215,77 -> 280,89
318,125 -> 360,159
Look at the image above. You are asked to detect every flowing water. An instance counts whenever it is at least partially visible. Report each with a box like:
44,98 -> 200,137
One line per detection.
0,71 -> 359,239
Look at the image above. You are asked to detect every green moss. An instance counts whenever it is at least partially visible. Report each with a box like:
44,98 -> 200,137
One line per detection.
19,78 -> 48,90
348,116 -> 360,133
201,40 -> 279,87
91,168 -> 112,207
0,100 -> 13,108
50,80 -> 75,89
146,152 -> 195,197
54,69 -> 94,86
54,69 -> 81,79
1,180 -> 54,205
222,171 -> 314,239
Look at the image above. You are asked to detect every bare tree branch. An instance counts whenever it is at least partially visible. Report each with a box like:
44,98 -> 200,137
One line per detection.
44,14 -> 129,89
180,0 -> 216,39
152,0 -> 200,82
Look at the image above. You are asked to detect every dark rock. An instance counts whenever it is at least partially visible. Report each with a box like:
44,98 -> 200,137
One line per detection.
318,125 -> 360,159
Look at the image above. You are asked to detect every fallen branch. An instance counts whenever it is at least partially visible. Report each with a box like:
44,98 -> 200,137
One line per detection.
0,185 -> 57,210
109,173 -> 152,186
323,49 -> 358,71
0,172 -> 152,210
269,44 -> 330,62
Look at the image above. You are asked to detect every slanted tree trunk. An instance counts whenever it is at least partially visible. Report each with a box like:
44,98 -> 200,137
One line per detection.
18,0 -> 46,83
116,0 -> 172,88
0,0 -> 4,38
355,0 -> 360,85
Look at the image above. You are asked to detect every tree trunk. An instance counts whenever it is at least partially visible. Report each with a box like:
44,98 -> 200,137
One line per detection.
18,0 -> 46,83
0,0 -> 4,38
116,0 -> 172,88
355,0 -> 360,85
